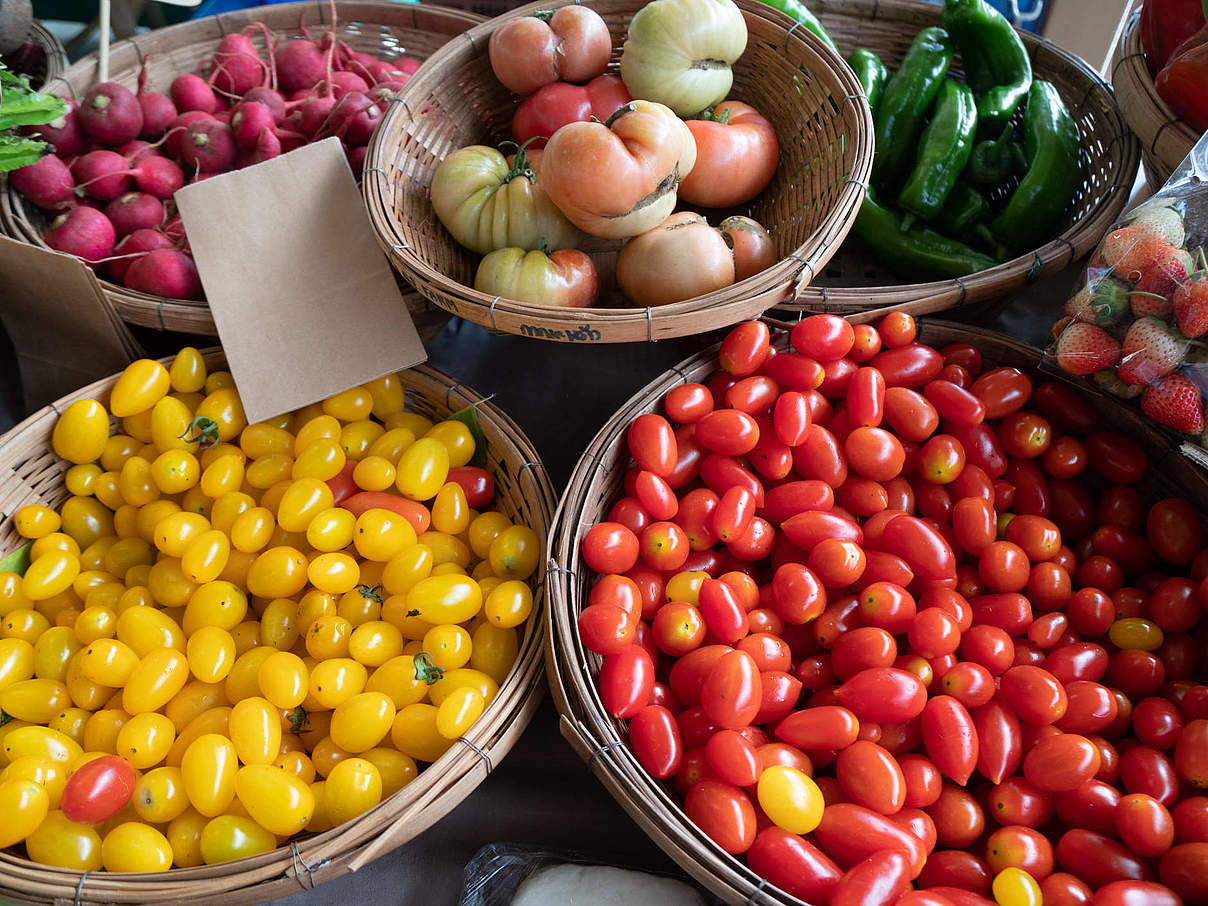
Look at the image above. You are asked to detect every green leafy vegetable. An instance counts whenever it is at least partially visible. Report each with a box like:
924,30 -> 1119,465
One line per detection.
0,543 -> 32,576
448,403 -> 490,470
0,66 -> 67,173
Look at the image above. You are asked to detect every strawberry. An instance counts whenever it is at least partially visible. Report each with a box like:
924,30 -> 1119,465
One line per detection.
1054,321 -> 1121,375
1142,373 -> 1204,434
1173,273 -> 1208,338
1093,367 -> 1143,399
1119,316 -> 1190,385
1131,248 -> 1193,319
1099,225 -> 1174,283
1065,277 -> 1129,326
1127,201 -> 1186,248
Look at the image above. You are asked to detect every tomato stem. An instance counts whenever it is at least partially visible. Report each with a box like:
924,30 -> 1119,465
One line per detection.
287,705 -> 307,733
356,582 -> 384,604
531,9 -> 554,22
0,710 -> 12,726
413,651 -> 445,685
178,416 -> 221,450
604,103 -> 636,129
498,136 -> 541,184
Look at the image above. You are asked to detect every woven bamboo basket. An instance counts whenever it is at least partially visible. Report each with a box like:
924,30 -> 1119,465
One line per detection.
0,349 -> 554,905
1110,9 -> 1199,192
5,21 -> 70,89
363,0 -> 873,343
772,0 -> 1140,317
0,1 -> 484,339
544,316 -> 1208,906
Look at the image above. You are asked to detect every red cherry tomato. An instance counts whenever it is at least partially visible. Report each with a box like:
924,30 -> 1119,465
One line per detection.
813,802 -> 928,874
627,413 -> 677,477
1175,719 -> 1208,789
929,782 -> 986,848
1147,498 -> 1204,566
581,522 -> 639,574
746,827 -> 843,902
1022,732 -> 1101,792
792,314 -> 854,360
986,824 -> 1055,879
971,367 -> 1032,418
684,779 -> 757,854
629,704 -> 682,779
60,754 -> 136,824
847,367 -> 886,428
835,667 -> 928,724
921,695 -> 978,785
1085,432 -> 1148,484
1055,829 -> 1155,887
829,848 -> 912,906
871,343 -> 944,388
664,382 -> 714,423
700,650 -> 761,729
578,603 -> 638,655
999,665 -> 1068,726
1158,842 -> 1208,904
718,320 -> 771,376
973,700 -> 1023,784
446,466 -> 494,508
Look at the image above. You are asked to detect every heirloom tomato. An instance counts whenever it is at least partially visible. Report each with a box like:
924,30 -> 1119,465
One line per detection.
488,6 -> 611,95
512,75 -> 633,148
678,101 -> 779,208
475,247 -> 599,308
617,212 -> 734,306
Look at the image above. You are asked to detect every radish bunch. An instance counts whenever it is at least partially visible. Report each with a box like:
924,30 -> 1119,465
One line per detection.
11,19 -> 419,301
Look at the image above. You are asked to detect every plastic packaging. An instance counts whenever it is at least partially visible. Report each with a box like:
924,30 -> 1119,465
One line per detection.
457,843 -> 717,906
1049,129 -> 1208,446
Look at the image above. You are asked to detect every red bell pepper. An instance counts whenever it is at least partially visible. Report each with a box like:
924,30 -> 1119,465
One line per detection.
1141,0 -> 1206,73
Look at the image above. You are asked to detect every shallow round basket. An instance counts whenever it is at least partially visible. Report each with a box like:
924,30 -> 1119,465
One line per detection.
1110,9 -> 1198,192
11,21 -> 69,89
363,0 -> 873,343
0,0 -> 484,339
774,0 -> 1140,319
545,316 -> 1208,906
0,349 -> 554,905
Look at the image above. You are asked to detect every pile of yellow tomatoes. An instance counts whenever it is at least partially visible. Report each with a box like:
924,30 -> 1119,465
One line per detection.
0,349 -> 540,872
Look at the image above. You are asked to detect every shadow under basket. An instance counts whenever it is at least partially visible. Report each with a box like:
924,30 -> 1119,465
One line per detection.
0,349 -> 554,905
363,0 -> 873,344
544,316 -> 1208,906
777,0 -> 1140,319
0,0 -> 485,339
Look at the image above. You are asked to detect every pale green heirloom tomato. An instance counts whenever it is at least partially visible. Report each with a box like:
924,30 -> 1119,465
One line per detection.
620,0 -> 748,116
474,248 -> 599,308
430,145 -> 581,255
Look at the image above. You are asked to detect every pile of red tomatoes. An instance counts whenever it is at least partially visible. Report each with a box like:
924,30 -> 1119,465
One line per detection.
577,313 -> 1208,906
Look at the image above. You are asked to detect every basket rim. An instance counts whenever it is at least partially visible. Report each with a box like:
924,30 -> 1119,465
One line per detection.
363,0 -> 875,342
542,316 -> 1206,906
0,348 -> 556,904
0,0 -> 485,336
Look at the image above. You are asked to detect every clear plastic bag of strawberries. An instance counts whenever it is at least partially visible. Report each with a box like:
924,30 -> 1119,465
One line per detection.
1051,130 -> 1208,440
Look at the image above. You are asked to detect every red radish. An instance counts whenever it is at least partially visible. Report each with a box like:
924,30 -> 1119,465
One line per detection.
115,140 -> 155,163
278,130 -> 306,154
238,127 -> 281,166
212,111 -> 232,126
11,155 -> 75,210
370,79 -> 407,112
125,248 -> 202,299
105,192 -> 165,237
138,90 -> 177,138
297,93 -> 338,138
331,92 -> 382,145
178,120 -> 237,172
346,144 -> 367,174
79,82 -> 144,145
242,86 -> 286,124
21,99 -> 86,156
286,87 -> 316,103
329,71 -> 369,98
365,60 -> 407,83
395,57 -> 420,75
73,150 -> 133,200
109,228 -> 173,283
45,207 -> 116,262
209,32 -> 266,96
230,101 -> 276,149
162,214 -> 186,245
171,73 -> 219,113
277,39 -> 327,93
130,155 -> 184,199
164,111 -> 215,158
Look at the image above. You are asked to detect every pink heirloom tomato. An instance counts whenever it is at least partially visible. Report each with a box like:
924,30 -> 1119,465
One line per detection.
512,75 -> 633,149
678,101 -> 780,208
488,7 -> 612,96
617,212 -> 735,306
720,216 -> 777,283
475,248 -> 599,308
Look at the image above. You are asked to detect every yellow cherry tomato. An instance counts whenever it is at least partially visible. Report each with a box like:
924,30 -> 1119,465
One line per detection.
23,550 -> 81,602
101,821 -> 172,872
102,538 -> 154,579
181,733 -> 237,817
0,778 -> 50,847
361,747 -> 417,797
407,574 -> 482,624
228,696 -> 282,766
380,597 -> 432,641
352,456 -> 396,492
235,763 -> 315,835
93,472 -> 124,511
170,347 -> 207,394
116,606 -> 184,658
123,648 -> 189,714
195,388 -> 247,443
430,483 -> 470,536
307,552 -> 360,595
436,687 -> 485,740
33,626 -> 80,682
483,580 -> 533,629
60,497 -> 114,550
199,814 -> 275,864
992,867 -> 1042,906
276,478 -> 333,534
229,507 -> 275,554
115,711 -> 175,769
15,504 -> 61,540
366,373 -> 405,420
246,547 -> 308,600
0,570 -> 29,615
209,491 -> 254,534
292,438 -> 346,482
1109,617 -> 1165,652
224,648 -> 275,704
200,454 -> 245,499
112,505 -> 140,540
0,637 -> 35,691
306,780 -> 332,832
353,508 -> 418,563
467,512 -> 511,560
49,707 -> 90,745
187,627 -> 236,685
166,707 -> 229,768
273,749 -> 316,783
307,657 -> 367,710
133,765 -> 189,824
305,614 -> 353,661
418,530 -> 471,569
395,438 -> 449,501
64,464 -> 103,497
365,655 -> 428,710
117,456 -> 159,507
386,411 -> 434,437
310,735 -> 352,778
1,755 -> 67,808
665,570 -> 708,605
220,550 -> 256,590
324,756 -> 382,824
429,668 -> 498,708
258,650 -> 309,710
181,529 -> 230,585
2,609 -> 49,645
151,449 -> 201,495
30,534 -> 81,564
25,808 -> 103,869
337,585 -> 383,627
183,580 -> 248,635
489,525 -> 540,580
64,650 -> 113,711
100,435 -> 140,473
381,545 -> 434,596
306,508 -> 356,553
390,703 -> 452,763
122,410 -> 154,445
150,395 -> 196,453
421,624 -> 471,671
116,586 -> 154,613
133,501 -> 179,546
260,598 -> 301,651
348,621 -> 405,667
164,680 -> 226,732
3,724 -> 81,765
757,765 -> 824,834
167,807 -> 208,867
52,400 -> 110,464
200,442 -> 245,471
367,427 -> 416,462
153,512 -> 210,558
340,420 -> 385,461
330,691 -> 396,753
110,359 -> 171,418
240,423 -> 294,460
246,453 -> 294,490
426,420 -> 475,469
322,386 -> 374,423
78,638 -> 140,687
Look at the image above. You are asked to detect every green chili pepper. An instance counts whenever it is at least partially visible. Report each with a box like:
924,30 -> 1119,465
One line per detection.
941,0 -> 1033,129
990,79 -> 1081,254
898,79 -> 978,222
853,194 -> 999,281
756,0 -> 838,53
966,121 -> 1027,186
933,181 -> 991,237
847,49 -> 888,116
872,27 -> 954,195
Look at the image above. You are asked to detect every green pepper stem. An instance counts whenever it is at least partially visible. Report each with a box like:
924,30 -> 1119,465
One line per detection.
899,213 -> 916,233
